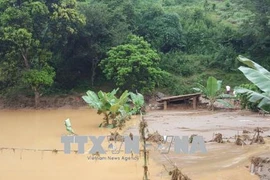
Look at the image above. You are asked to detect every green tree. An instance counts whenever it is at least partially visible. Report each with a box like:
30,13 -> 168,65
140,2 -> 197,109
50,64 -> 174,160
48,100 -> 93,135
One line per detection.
22,67 -> 55,107
238,0 -> 270,69
99,35 -> 166,94
76,1 -> 131,86
137,5 -> 184,53
0,0 -> 85,107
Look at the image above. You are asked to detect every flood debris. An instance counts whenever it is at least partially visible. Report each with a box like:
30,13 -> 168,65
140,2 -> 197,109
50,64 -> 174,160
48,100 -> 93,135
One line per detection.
148,103 -> 164,110
129,132 -> 134,141
258,108 -> 270,116
250,127 -> 265,145
93,151 -> 100,158
235,135 -> 246,146
210,133 -> 224,143
251,157 -> 264,167
189,134 -> 198,143
249,156 -> 270,179
52,149 -> 58,154
243,130 -> 250,134
235,133 -> 251,145
234,127 -> 265,145
169,167 -> 191,180
146,131 -> 163,143
108,131 -> 124,142
163,165 -> 191,180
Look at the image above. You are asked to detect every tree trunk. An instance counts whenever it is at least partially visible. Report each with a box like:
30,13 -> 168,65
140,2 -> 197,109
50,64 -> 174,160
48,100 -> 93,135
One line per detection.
91,58 -> 98,86
140,117 -> 149,180
210,99 -> 215,111
21,50 -> 30,69
34,87 -> 40,109
103,112 -> 109,126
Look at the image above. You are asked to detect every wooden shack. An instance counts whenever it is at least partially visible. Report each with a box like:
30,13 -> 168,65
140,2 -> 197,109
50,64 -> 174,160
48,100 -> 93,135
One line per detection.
156,93 -> 201,110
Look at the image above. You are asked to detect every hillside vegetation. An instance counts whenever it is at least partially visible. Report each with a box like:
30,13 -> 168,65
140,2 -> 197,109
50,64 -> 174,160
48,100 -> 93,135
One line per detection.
0,0 -> 269,106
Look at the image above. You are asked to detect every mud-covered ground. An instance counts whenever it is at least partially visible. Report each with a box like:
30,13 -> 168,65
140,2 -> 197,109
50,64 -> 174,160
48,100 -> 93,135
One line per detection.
125,109 -> 270,179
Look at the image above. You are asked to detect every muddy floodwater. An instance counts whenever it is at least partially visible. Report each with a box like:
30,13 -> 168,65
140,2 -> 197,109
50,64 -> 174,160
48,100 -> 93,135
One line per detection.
0,108 -> 270,180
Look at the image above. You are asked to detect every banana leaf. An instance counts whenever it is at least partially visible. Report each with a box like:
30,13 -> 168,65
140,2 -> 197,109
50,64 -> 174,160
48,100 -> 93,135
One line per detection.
110,103 -> 121,114
129,92 -> 145,114
217,80 -> 222,91
130,92 -> 144,106
193,83 -> 206,94
207,76 -> 218,97
238,66 -> 270,93
118,90 -> 129,105
234,87 -> 270,108
218,93 -> 236,99
236,56 -> 270,110
238,55 -> 270,77
216,99 -> 234,108
192,88 -> 202,92
82,90 -> 102,109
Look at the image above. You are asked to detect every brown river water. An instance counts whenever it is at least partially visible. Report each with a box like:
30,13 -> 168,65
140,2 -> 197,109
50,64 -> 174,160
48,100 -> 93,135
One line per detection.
0,108 -> 269,180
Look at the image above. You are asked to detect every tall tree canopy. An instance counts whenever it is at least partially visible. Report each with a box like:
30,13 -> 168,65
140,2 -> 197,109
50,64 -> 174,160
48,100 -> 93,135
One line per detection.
0,0 -> 85,106
99,35 -> 166,93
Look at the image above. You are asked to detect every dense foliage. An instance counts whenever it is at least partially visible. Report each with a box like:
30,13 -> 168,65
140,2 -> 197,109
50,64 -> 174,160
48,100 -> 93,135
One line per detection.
99,35 -> 166,94
0,0 -> 269,103
0,0 -> 85,106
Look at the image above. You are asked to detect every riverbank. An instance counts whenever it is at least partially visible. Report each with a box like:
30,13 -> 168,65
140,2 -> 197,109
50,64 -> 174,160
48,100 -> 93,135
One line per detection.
0,94 -> 86,109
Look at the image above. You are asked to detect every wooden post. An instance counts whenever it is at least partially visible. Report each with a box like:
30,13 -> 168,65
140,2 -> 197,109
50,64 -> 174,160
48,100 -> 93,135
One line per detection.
193,96 -> 197,109
163,101 -> 167,110
140,115 -> 149,180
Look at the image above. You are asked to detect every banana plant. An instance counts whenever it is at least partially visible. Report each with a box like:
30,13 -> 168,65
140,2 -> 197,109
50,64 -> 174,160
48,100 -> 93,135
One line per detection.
129,92 -> 145,114
234,55 -> 270,111
109,90 -> 130,128
82,88 -> 136,128
115,104 -> 132,129
193,76 -> 233,111
82,88 -> 119,127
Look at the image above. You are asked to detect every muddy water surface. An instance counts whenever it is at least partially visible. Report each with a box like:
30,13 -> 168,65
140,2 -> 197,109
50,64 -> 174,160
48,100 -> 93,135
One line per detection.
0,108 -> 269,180
0,108 -> 163,180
